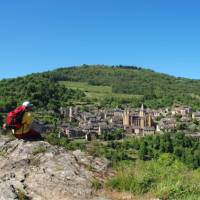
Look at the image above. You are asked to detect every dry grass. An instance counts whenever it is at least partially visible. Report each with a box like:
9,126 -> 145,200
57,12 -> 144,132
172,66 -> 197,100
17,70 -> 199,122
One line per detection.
97,189 -> 156,200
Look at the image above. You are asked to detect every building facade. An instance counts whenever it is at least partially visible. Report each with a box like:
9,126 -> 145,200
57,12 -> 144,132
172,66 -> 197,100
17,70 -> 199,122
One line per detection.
122,104 -> 155,135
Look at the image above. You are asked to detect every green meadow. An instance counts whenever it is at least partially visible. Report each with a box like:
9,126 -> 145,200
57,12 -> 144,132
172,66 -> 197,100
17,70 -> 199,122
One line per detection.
60,81 -> 142,100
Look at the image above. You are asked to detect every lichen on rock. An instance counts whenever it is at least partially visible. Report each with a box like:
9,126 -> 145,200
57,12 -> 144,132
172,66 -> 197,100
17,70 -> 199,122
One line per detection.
0,136 -> 110,200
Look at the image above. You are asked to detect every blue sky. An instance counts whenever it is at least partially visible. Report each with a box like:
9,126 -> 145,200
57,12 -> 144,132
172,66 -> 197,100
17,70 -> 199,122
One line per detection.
0,0 -> 200,79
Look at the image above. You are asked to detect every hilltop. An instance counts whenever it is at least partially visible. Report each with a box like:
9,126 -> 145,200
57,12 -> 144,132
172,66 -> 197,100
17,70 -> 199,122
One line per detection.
1,65 -> 200,113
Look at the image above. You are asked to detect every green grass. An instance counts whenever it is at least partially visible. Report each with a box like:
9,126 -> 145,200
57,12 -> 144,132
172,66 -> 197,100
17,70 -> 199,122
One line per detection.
107,154 -> 200,200
60,81 -> 142,100
60,81 -> 111,93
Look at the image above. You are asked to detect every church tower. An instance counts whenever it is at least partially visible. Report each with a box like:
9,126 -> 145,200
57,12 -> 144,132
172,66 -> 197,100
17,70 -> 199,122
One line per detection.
148,114 -> 152,127
139,104 -> 145,129
122,108 -> 130,127
139,104 -> 145,117
69,107 -> 73,122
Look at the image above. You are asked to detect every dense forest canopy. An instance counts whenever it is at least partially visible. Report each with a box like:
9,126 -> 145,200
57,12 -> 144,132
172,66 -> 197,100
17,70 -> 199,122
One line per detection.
1,65 -> 200,111
0,74 -> 85,112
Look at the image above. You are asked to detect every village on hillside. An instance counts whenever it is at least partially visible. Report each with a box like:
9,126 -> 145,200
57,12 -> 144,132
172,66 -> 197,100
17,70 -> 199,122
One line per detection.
42,104 -> 200,141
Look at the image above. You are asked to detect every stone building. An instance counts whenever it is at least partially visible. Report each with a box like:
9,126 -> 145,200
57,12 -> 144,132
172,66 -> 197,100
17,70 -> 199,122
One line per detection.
159,118 -> 176,132
59,125 -> 85,139
122,104 -> 155,135
172,106 -> 192,117
192,112 -> 200,120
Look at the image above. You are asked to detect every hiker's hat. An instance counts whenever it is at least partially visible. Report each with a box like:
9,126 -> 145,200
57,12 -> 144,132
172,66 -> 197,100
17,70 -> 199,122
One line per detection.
22,101 -> 33,108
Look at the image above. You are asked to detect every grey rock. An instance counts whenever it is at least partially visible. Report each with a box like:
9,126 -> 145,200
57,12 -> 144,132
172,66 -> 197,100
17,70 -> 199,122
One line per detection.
0,182 -> 17,200
90,198 -> 111,200
0,137 -> 109,200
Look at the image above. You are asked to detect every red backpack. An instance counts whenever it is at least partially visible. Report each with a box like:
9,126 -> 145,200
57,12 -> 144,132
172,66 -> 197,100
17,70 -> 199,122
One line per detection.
6,105 -> 26,130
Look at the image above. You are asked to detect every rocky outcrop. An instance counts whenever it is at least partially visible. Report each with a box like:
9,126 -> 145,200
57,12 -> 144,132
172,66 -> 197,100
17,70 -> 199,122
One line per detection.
0,136 -> 110,200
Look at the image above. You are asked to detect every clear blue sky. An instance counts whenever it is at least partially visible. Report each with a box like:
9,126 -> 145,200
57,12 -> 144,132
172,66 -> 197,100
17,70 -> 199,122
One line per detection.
0,0 -> 200,79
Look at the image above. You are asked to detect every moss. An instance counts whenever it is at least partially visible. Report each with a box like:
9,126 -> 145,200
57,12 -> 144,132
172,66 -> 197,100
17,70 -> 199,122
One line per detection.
15,189 -> 30,200
0,149 -> 7,157
32,145 -> 47,156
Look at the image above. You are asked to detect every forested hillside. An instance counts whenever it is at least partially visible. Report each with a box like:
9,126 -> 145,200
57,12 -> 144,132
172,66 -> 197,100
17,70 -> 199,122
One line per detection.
43,65 -> 200,109
0,73 -> 85,112
1,65 -> 200,112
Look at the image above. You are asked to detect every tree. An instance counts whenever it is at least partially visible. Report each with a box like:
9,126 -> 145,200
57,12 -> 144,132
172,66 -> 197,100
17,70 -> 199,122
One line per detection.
139,141 -> 148,160
177,123 -> 188,131
174,146 -> 184,158
153,135 -> 160,150
193,149 -> 200,168
183,136 -> 193,148
160,133 -> 173,153
174,132 -> 185,146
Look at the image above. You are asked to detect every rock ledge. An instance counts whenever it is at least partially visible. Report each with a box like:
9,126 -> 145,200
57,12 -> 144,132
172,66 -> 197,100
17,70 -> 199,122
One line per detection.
0,136 -> 110,200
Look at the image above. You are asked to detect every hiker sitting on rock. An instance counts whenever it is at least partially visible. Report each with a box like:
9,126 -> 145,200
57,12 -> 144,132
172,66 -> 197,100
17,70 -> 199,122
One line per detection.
5,101 -> 42,139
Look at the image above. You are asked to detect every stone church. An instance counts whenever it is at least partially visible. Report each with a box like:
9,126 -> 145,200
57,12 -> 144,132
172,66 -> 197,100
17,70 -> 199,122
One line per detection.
122,104 -> 155,136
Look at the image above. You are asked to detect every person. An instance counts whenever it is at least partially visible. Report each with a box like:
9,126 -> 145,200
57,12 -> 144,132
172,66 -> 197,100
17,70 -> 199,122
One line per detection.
13,101 -> 42,140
